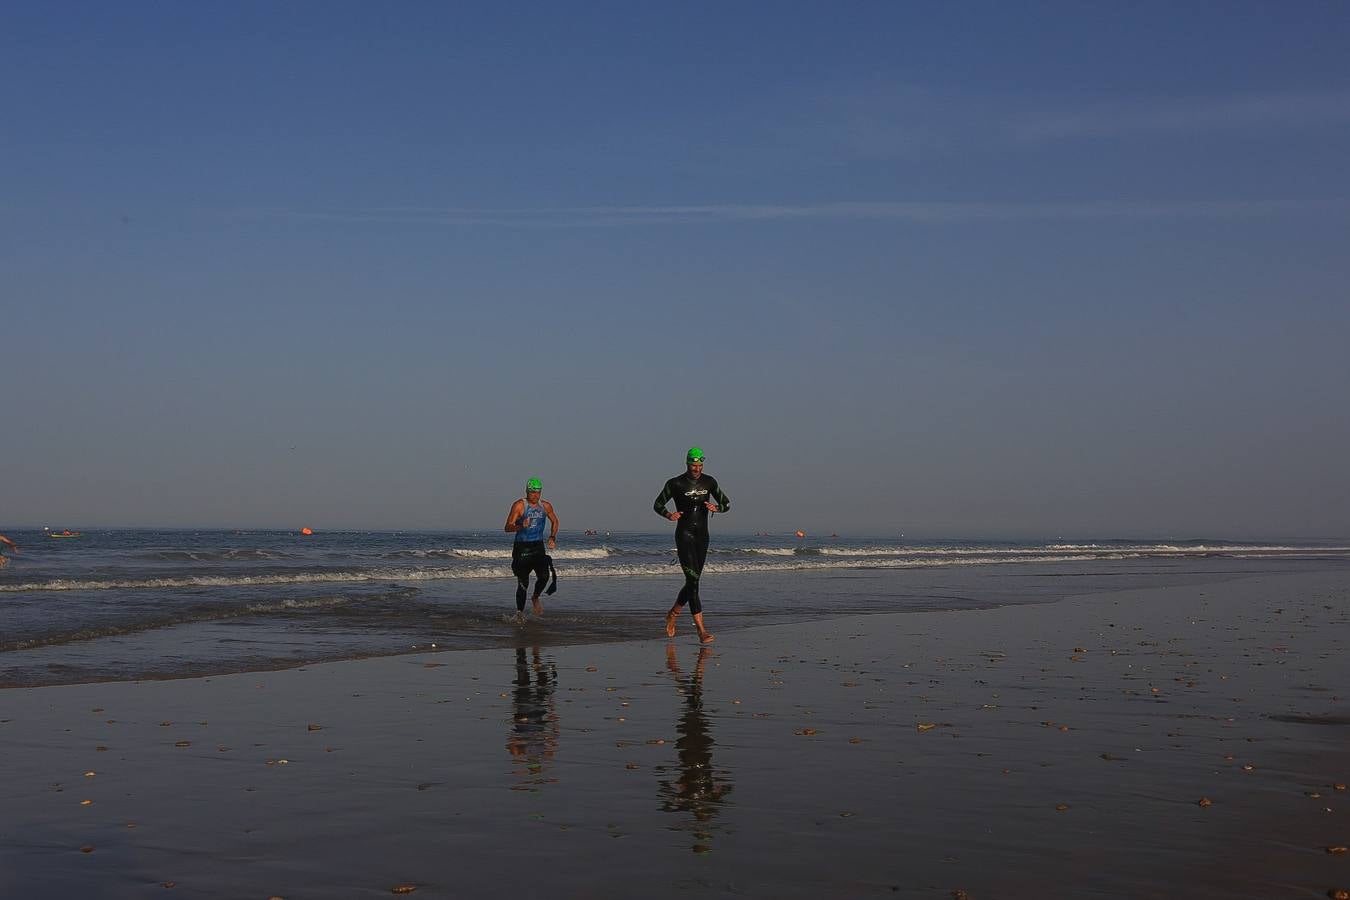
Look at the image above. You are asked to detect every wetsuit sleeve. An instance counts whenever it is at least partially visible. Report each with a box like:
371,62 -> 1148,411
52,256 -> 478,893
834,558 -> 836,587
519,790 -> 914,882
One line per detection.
653,479 -> 675,518
710,478 -> 731,513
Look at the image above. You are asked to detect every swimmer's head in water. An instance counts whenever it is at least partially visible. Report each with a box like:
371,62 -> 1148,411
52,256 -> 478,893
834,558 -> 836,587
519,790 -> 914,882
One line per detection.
525,478 -> 542,493
686,447 -> 705,464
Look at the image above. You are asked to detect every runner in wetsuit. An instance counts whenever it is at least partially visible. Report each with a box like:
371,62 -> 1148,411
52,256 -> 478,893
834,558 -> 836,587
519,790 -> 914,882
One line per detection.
653,447 -> 732,643
504,478 -> 558,622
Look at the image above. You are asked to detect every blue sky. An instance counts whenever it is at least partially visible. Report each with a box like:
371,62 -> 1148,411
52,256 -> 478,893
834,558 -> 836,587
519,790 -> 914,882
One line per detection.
4,2 -> 1348,537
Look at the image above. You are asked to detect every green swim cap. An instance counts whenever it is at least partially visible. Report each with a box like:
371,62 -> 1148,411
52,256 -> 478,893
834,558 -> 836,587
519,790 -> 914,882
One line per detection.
686,447 -> 705,463
525,478 -> 542,492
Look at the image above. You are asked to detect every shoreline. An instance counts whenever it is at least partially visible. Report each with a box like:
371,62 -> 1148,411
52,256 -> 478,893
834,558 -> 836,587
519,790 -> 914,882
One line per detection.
2,565 -> 1347,898
6,555 -> 1341,689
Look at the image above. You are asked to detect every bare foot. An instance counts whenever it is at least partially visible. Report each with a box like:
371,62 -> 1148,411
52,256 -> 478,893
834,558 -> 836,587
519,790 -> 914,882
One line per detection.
665,611 -> 678,638
691,612 -> 712,644
532,598 -> 544,617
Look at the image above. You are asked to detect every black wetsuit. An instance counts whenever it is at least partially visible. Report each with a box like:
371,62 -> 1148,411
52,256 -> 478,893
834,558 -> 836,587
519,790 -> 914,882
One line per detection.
511,542 -> 551,610
653,472 -> 732,614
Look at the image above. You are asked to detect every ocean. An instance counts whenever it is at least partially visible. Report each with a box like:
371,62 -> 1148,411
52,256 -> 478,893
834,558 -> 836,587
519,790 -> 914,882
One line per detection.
2,528 -> 1346,687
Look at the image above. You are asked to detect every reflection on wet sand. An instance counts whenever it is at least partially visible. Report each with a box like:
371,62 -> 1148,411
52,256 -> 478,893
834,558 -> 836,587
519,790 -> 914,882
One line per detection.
506,646 -> 560,788
657,645 -> 734,853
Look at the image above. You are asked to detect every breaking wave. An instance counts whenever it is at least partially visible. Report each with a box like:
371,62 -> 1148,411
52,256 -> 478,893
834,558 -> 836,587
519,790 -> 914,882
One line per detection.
3,552 -> 1159,592
386,547 -> 612,560
5,541 -> 1344,595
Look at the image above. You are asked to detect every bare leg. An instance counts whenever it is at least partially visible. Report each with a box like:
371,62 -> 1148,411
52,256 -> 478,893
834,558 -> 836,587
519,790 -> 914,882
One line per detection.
665,603 -> 680,638
692,611 -> 714,644
532,593 -> 545,617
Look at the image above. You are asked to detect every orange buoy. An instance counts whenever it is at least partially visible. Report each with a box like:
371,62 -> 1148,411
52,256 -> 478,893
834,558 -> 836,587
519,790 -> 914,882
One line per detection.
795,530 -> 806,539
300,527 -> 313,536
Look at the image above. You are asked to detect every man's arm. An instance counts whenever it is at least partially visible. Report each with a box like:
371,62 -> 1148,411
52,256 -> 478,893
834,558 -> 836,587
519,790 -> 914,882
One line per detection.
544,501 -> 559,547
709,479 -> 731,513
653,480 -> 678,520
503,500 -> 526,532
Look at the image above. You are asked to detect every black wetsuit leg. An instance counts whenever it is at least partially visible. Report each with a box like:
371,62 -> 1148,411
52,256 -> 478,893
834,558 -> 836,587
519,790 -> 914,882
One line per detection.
512,557 -> 530,610
512,541 -> 546,610
674,528 -> 709,614
530,555 -> 550,595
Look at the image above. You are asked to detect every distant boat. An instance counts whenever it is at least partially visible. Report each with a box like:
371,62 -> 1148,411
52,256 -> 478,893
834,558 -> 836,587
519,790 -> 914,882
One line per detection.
47,530 -> 82,539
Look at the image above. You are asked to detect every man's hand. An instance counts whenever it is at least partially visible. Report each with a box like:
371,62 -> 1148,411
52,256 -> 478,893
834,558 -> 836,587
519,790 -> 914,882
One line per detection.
547,536 -> 556,549
704,501 -> 719,512
668,511 -> 682,521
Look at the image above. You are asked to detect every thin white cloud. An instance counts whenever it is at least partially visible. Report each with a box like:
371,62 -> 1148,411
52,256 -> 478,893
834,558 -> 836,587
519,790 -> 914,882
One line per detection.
248,198 -> 1343,228
754,82 -> 1350,162
1009,90 -> 1350,144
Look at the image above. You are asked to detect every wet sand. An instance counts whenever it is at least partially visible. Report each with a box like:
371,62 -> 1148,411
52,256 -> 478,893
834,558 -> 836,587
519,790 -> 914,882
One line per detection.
2,566 -> 1347,899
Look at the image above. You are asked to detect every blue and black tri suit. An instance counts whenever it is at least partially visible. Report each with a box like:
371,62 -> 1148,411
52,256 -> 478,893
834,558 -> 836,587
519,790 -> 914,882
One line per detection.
513,501 -> 554,610
653,473 -> 732,614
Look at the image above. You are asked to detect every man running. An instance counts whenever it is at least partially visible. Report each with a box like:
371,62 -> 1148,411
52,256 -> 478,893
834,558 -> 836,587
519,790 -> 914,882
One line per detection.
0,534 -> 16,568
504,478 -> 558,622
653,447 -> 732,643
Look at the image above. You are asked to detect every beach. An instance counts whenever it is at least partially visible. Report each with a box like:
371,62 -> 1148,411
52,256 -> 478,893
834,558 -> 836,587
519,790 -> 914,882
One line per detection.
2,563 -> 1347,899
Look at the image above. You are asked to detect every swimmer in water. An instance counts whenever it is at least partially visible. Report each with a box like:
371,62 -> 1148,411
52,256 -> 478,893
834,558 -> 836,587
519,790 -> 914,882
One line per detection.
0,534 -> 17,568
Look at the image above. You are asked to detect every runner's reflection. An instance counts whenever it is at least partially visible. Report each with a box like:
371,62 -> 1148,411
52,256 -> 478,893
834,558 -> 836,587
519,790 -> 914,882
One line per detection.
657,645 -> 734,852
506,646 -> 560,786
